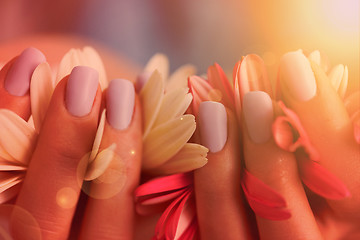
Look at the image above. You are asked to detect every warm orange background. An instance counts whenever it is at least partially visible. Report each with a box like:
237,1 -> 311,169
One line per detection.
0,0 -> 358,93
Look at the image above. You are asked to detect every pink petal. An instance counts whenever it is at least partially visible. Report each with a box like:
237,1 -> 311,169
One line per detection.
177,218 -> 198,240
140,189 -> 187,206
0,184 -> 21,204
277,101 -> 320,161
208,63 -> 234,108
272,116 -> 295,152
299,156 -> 351,200
188,76 -> 217,116
233,60 -> 242,121
135,173 -> 192,198
166,191 -> 194,239
241,170 -> 290,220
154,190 -> 189,239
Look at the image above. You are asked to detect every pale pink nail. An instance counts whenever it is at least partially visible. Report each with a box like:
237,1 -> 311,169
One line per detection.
199,101 -> 227,153
65,66 -> 99,117
243,91 -> 274,143
4,47 -> 46,96
106,78 -> 135,130
279,51 -> 317,102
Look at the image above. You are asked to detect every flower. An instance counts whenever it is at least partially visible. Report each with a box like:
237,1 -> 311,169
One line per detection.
138,54 -> 208,175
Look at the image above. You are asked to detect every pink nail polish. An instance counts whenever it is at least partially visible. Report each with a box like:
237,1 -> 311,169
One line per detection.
106,79 -> 135,130
65,66 -> 99,117
4,47 -> 46,96
199,101 -> 227,153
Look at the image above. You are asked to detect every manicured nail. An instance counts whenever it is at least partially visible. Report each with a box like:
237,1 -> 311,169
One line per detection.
106,78 -> 135,130
243,91 -> 273,144
4,47 -> 46,96
279,51 -> 317,101
199,101 -> 227,153
65,66 -> 99,117
135,71 -> 151,92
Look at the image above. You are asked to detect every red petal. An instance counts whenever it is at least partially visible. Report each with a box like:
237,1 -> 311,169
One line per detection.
135,173 -> 192,198
277,101 -> 320,161
178,217 -> 198,240
208,63 -> 234,108
241,170 -> 290,220
299,156 -> 351,200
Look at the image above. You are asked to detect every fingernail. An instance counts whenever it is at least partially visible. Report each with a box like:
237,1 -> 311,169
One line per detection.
65,66 -> 99,117
4,47 -> 46,96
106,78 -> 135,130
135,71 -> 151,92
199,101 -> 227,153
279,51 -> 317,101
243,91 -> 273,144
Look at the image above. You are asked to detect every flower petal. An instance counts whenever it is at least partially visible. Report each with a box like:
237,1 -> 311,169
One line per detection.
153,88 -> 192,127
84,143 -> 116,181
337,65 -> 348,99
82,47 -> 108,90
0,159 -> 26,171
135,173 -> 193,199
272,116 -> 295,152
328,64 -> 345,92
30,62 -> 54,133
152,143 -> 208,175
0,172 -> 24,193
298,156 -> 351,200
166,64 -> 196,92
238,54 -> 273,100
145,53 -> 169,84
89,110 -> 106,163
0,184 -> 21,204
207,63 -> 234,108
56,47 -> 107,89
307,50 -> 330,73
143,115 -> 196,170
0,109 -> 36,164
140,70 -> 164,139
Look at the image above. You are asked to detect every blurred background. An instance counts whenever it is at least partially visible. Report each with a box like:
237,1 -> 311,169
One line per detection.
0,0 -> 358,91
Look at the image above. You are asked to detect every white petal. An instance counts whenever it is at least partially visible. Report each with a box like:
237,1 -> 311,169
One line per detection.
166,64 -> 196,92
0,110 -> 36,164
140,70 -> 164,139
328,64 -> 345,91
143,115 -> 196,170
154,89 -> 192,126
30,62 -> 54,133
338,66 -> 348,99
89,110 -> 106,163
83,47 -> 108,90
85,143 -> 116,181
145,53 -> 169,84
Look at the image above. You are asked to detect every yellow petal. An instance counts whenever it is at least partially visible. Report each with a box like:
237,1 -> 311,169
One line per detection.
151,143 -> 208,175
84,143 -> 116,181
30,62 -> 54,133
145,53 -> 169,83
338,66 -> 348,99
56,47 -> 107,89
153,89 -> 192,126
166,64 -> 196,92
308,50 -> 329,73
0,110 -> 36,165
89,110 -> 106,163
140,70 -> 164,139
143,115 -> 196,170
328,64 -> 345,91
83,47 -> 108,90
56,48 -> 80,84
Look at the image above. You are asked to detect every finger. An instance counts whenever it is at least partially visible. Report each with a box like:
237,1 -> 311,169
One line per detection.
279,51 -> 360,217
13,66 -> 101,239
194,101 -> 255,240
79,79 -> 142,240
0,48 -> 45,119
242,91 -> 322,239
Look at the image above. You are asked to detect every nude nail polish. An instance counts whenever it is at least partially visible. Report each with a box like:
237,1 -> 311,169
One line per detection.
4,47 -> 46,96
65,66 -> 99,117
243,91 -> 274,144
199,101 -> 227,153
279,51 -> 317,102
106,78 -> 135,130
